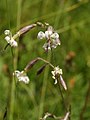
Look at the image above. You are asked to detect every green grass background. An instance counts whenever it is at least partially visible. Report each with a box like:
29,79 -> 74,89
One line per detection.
0,0 -> 90,120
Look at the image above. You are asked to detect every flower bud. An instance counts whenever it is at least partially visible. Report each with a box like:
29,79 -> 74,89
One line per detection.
37,64 -> 47,75
50,32 -> 59,39
4,30 -> 10,35
45,30 -> 52,39
19,24 -> 36,36
13,70 -> 29,84
37,31 -> 45,39
60,75 -> 67,90
24,58 -> 39,71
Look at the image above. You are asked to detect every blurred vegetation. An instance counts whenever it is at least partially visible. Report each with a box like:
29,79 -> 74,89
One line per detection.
0,0 -> 90,120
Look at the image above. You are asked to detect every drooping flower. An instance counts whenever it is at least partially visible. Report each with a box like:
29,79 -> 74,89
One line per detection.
4,30 -> 18,47
13,70 -> 30,84
51,66 -> 62,84
51,66 -> 67,90
37,26 -> 61,51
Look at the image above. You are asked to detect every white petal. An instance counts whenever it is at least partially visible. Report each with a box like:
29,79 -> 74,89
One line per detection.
37,31 -> 45,39
55,38 -> 61,45
50,32 -> 59,39
47,26 -> 53,32
54,79 -> 57,84
43,43 -> 49,50
51,44 -> 57,48
10,39 -> 18,47
45,31 -> 52,39
23,76 -> 30,84
13,70 -> 21,77
4,30 -> 10,35
5,36 -> 10,43
14,70 -> 30,84
18,76 -> 30,84
51,71 -> 55,76
52,75 -> 55,79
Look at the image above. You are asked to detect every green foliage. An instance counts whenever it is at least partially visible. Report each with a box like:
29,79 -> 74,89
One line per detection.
0,0 -> 90,120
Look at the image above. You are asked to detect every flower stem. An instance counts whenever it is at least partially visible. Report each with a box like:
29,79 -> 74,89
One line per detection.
38,52 -> 52,119
7,48 -> 15,120
38,57 -> 54,68
7,1 -> 22,120
57,78 -> 68,112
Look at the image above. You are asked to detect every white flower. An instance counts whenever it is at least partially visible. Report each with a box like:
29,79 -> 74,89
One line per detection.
4,29 -> 18,47
13,70 -> 30,84
50,33 -> 61,47
37,31 -> 45,39
37,26 -> 61,51
51,66 -> 62,77
43,42 -> 51,51
51,66 -> 62,84
50,32 -> 59,39
45,26 -> 53,39
51,66 -> 67,90
45,30 -> 53,39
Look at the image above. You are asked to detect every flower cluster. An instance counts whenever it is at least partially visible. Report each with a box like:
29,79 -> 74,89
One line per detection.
4,30 -> 18,47
51,66 -> 67,90
37,26 -> 60,51
13,70 -> 29,84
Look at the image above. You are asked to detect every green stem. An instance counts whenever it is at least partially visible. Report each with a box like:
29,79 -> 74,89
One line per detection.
38,57 -> 54,68
8,75 -> 15,120
14,0 -> 22,70
57,78 -> 68,112
7,1 -> 22,120
7,48 -> 15,120
38,52 -> 52,119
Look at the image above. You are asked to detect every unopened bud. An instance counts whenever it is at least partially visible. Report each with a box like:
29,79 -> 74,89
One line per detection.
37,31 -> 45,39
37,64 -> 47,75
4,30 -> 10,35
19,24 -> 37,36
24,58 -> 39,71
60,75 -> 67,90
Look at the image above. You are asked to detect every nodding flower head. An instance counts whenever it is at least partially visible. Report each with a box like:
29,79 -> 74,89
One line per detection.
51,66 -> 62,79
4,30 -> 18,47
37,26 -> 61,51
13,70 -> 30,84
51,66 -> 67,90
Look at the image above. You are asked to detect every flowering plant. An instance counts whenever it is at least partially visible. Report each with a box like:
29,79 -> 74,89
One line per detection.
3,22 -> 69,120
